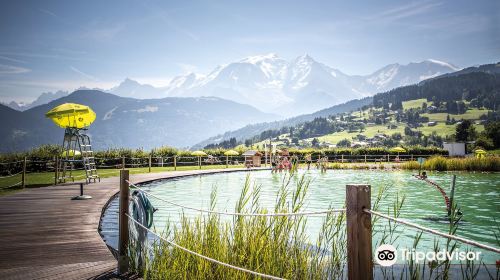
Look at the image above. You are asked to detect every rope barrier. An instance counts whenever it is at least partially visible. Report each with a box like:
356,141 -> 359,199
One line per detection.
0,171 -> 23,179
413,175 -> 450,210
365,209 -> 500,254
0,181 -> 22,189
0,160 -> 24,165
126,214 -> 286,280
127,180 -> 345,217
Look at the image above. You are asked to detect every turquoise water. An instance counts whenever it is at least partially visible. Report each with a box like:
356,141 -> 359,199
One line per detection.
101,169 -> 500,263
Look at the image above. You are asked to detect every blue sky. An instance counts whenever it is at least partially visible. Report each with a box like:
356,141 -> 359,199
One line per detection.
0,0 -> 498,103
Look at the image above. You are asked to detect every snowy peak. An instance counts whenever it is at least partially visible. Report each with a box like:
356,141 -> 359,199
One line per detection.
161,55 -> 460,115
110,78 -> 163,99
363,60 -> 460,92
238,53 -> 287,80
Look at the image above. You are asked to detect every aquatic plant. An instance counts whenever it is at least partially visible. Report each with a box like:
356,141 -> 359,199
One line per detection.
132,173 -> 350,279
401,156 -> 500,172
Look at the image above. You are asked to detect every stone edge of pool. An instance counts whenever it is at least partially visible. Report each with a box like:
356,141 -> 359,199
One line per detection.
98,167 -> 271,260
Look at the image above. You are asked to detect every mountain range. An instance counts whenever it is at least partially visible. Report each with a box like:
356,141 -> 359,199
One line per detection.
0,90 -> 277,152
4,54 -> 460,116
147,54 -> 460,115
193,62 -> 499,149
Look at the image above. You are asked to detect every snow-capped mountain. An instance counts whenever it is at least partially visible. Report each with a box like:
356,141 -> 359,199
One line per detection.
359,59 -> 461,93
3,90 -> 69,111
109,78 -> 164,99
5,54 -> 459,116
160,54 -> 460,115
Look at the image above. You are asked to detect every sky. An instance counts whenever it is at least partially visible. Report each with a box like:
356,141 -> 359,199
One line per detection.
0,0 -> 498,103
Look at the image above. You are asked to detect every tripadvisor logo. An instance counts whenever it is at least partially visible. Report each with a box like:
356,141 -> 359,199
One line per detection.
375,244 -> 482,266
375,244 -> 397,266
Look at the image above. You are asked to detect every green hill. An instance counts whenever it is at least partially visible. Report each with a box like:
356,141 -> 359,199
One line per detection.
217,65 -> 499,150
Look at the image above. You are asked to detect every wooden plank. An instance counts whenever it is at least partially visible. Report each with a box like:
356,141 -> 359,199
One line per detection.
118,170 -> 130,274
0,167 -> 264,278
346,184 -> 373,280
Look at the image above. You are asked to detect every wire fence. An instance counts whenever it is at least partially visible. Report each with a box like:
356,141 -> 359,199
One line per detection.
0,154 -> 448,175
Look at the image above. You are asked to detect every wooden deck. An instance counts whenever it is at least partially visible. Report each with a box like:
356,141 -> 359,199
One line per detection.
0,168 -> 262,279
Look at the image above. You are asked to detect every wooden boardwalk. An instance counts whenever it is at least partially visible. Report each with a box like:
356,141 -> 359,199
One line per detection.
0,168 -> 260,279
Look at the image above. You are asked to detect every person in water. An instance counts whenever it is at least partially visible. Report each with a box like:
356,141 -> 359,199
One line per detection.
305,154 -> 312,170
421,171 -> 427,179
282,156 -> 291,171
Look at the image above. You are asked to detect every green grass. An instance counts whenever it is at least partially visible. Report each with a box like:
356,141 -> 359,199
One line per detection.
402,98 -> 429,110
421,109 -> 490,122
313,124 -> 405,144
311,121 -> 484,145
0,164 -> 245,196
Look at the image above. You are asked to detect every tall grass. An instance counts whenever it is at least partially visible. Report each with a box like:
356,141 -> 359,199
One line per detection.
401,156 -> 500,172
128,173 -> 493,279
134,173 -> 348,279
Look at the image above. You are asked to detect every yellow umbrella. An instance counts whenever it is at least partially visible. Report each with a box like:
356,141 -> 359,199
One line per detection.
45,103 -> 96,129
61,150 -> 81,157
390,147 -> 406,153
224,150 -> 239,156
191,151 -> 207,169
191,151 -> 207,156
224,150 -> 239,168
475,149 -> 486,159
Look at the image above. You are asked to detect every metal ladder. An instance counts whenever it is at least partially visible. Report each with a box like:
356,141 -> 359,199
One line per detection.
78,133 -> 100,183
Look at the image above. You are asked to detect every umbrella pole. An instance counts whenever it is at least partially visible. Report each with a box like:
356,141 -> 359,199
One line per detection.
199,156 -> 201,169
226,155 -> 228,168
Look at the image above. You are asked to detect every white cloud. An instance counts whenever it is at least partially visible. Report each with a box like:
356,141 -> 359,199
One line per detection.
369,1 -> 443,22
70,66 -> 98,81
39,8 -> 57,18
0,56 -> 27,64
0,64 -> 31,74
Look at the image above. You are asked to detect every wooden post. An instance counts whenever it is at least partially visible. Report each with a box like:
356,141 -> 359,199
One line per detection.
226,155 -> 229,168
54,156 -> 59,185
148,155 -> 151,173
174,156 -> 177,170
387,154 -> 390,163
364,154 -> 367,163
346,184 -> 373,280
411,154 -> 414,161
22,157 -> 27,188
118,170 -> 130,274
448,175 -> 457,216
199,156 -> 201,169
341,154 -> 344,163
122,157 -> 125,170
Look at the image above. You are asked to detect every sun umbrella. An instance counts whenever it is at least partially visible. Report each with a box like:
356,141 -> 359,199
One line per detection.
390,147 -> 406,153
191,151 -> 207,169
224,150 -> 239,156
61,150 -> 81,157
474,149 -> 486,159
46,103 -> 96,129
224,150 -> 239,167
191,151 -> 207,156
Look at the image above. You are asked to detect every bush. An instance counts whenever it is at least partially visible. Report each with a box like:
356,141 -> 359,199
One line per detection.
401,156 -> 500,172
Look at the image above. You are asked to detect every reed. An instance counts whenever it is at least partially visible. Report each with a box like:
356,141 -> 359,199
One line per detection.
401,156 -> 500,172
136,173 -> 349,279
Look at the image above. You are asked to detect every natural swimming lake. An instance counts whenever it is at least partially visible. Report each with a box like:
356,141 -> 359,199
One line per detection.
100,169 -> 500,263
